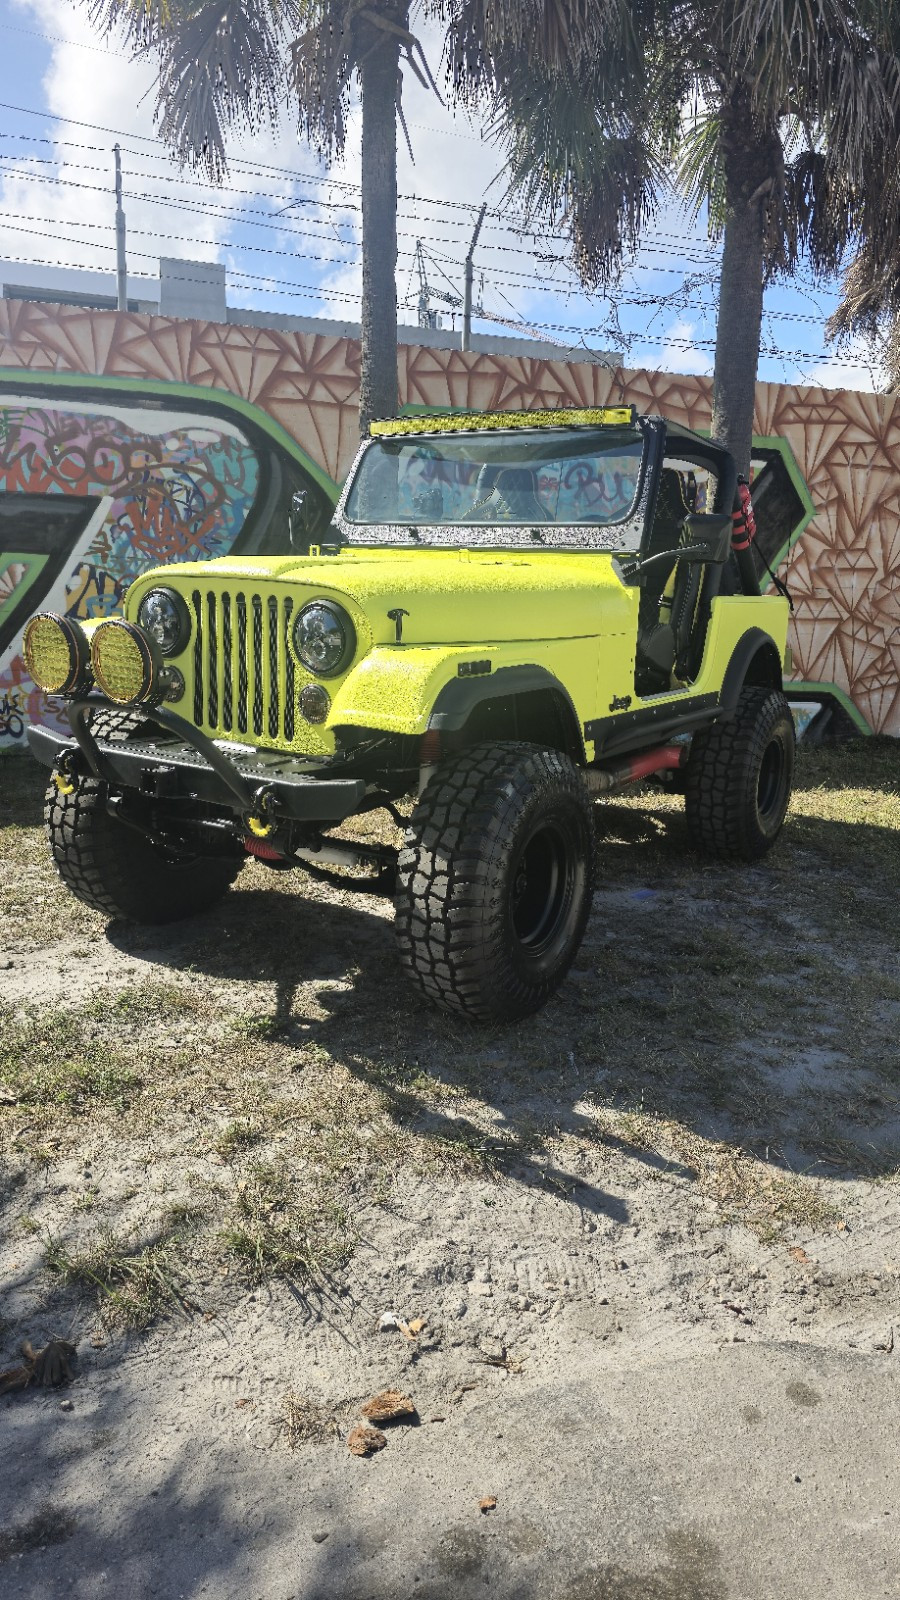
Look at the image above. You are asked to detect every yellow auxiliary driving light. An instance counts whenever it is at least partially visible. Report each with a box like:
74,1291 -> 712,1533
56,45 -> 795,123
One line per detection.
23,613 -> 90,695
90,619 -> 160,705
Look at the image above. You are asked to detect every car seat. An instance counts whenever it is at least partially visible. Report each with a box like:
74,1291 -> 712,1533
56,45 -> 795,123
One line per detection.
635,468 -> 696,690
491,466 -> 548,522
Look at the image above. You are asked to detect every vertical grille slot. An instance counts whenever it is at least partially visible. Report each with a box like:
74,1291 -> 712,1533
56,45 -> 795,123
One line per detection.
206,592 -> 218,726
192,591 -> 203,725
283,597 -> 295,742
236,595 -> 248,734
267,596 -> 280,740
251,596 -> 264,737
221,593 -> 232,732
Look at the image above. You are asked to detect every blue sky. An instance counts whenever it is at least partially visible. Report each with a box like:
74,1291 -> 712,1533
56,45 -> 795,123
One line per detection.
0,0 -> 882,392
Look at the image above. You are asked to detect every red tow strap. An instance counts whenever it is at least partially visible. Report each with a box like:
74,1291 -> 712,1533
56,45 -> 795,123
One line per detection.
731,476 -> 757,552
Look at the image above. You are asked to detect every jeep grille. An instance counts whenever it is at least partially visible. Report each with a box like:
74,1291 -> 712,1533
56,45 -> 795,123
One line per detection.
190,589 -> 295,742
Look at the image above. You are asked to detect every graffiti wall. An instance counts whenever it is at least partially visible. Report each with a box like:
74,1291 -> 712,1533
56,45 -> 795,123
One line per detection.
0,296 -> 896,735
0,382 -> 336,751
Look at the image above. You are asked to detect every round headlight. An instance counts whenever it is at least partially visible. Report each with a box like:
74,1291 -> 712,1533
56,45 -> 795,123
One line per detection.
293,600 -> 355,677
23,613 -> 90,695
91,620 -> 160,705
137,588 -> 190,656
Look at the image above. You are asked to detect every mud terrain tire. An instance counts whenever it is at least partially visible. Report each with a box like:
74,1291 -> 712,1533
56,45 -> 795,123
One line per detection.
45,725 -> 243,925
395,742 -> 596,1023
684,686 -> 795,860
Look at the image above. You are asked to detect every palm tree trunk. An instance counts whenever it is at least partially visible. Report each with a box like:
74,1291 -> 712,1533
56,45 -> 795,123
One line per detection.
711,102 -> 776,477
358,28 -> 400,437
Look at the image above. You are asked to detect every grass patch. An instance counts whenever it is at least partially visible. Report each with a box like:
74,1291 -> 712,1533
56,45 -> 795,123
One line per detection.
214,1119 -> 263,1159
42,1212 -> 199,1331
0,1006 -> 140,1116
0,734 -> 897,1333
220,1159 -> 353,1284
89,981 -> 212,1026
790,739 -> 900,876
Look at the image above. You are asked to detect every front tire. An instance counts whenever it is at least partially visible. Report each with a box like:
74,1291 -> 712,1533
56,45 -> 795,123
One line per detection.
45,775 -> 243,924
684,686 -> 795,860
395,742 -> 596,1023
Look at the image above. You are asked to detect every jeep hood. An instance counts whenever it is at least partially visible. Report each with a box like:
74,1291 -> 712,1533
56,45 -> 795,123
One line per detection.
139,548 -> 634,646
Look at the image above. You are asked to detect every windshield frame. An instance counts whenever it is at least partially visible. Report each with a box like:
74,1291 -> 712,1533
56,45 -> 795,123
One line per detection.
333,420 -> 654,552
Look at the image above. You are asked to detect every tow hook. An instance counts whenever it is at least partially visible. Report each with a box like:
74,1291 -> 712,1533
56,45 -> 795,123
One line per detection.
52,749 -> 80,796
245,786 -> 279,840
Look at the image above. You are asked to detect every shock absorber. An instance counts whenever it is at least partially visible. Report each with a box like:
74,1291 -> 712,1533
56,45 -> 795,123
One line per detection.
731,475 -> 761,597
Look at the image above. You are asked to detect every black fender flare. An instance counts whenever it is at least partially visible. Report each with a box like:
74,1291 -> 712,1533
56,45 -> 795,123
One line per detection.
720,628 -> 784,712
427,664 -> 584,759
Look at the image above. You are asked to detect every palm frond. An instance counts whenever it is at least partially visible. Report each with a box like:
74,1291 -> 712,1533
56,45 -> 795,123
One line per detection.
430,0 -> 653,104
84,0 -> 306,176
676,110 -> 726,230
486,55 -> 669,289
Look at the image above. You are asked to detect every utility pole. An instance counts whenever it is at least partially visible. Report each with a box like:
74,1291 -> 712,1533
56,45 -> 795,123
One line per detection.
415,240 -> 438,329
114,144 -> 127,312
462,203 -> 487,353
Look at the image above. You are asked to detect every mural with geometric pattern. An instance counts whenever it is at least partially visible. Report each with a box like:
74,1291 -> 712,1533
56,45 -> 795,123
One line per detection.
0,294 -> 896,735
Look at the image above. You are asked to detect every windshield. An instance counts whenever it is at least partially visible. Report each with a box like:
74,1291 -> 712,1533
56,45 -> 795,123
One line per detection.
344,428 -> 644,530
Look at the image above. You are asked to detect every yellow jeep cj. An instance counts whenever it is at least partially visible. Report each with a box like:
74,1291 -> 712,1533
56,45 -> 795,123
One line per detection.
24,406 -> 793,1023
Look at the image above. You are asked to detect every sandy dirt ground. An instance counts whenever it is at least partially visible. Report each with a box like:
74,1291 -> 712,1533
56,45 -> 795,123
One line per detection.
1,742 -> 899,1599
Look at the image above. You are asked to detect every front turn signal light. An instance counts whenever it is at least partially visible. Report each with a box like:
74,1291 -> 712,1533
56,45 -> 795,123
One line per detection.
23,613 -> 90,695
90,619 -> 161,705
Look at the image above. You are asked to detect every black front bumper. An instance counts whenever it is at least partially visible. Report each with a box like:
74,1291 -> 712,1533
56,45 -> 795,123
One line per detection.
27,699 -> 366,825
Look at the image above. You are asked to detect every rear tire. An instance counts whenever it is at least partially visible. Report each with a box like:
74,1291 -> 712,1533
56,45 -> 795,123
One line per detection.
395,742 -> 596,1023
45,774 -> 243,924
684,686 -> 795,860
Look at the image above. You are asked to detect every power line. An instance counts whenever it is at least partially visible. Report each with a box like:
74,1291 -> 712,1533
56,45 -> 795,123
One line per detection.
0,22 -> 129,59
0,240 -> 873,370
0,123 -> 728,257
0,201 -> 842,332
0,154 -> 734,271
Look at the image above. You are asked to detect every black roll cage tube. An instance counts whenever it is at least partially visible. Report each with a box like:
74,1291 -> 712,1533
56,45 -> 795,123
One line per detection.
66,697 -> 256,810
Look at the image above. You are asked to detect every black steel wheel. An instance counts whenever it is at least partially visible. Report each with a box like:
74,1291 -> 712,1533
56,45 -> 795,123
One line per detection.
395,742 -> 596,1023
684,685 -> 795,860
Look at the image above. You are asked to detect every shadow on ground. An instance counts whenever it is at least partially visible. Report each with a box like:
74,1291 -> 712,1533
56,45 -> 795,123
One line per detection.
100,767 -> 900,1199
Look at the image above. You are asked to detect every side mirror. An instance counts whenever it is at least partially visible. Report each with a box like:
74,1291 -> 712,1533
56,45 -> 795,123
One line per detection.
289,488 -> 311,549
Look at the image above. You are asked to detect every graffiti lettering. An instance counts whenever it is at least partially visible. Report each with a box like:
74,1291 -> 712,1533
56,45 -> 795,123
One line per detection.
0,401 -> 261,750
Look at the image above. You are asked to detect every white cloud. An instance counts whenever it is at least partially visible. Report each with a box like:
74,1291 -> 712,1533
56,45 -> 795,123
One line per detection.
0,0 -> 225,287
629,316 -> 714,376
790,335 -> 881,393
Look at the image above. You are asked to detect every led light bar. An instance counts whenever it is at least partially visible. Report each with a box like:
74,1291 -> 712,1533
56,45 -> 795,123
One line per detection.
370,407 -> 636,438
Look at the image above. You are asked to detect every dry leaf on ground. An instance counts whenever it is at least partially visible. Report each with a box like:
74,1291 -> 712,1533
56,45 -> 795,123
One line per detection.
479,1496 -> 498,1513
360,1389 -> 416,1423
348,1425 -> 387,1456
29,1339 -> 76,1387
0,1361 -> 31,1396
0,1338 -> 75,1395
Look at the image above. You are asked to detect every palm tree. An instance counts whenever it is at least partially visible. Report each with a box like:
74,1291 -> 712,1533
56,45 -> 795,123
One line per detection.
435,0 -> 900,475
825,225 -> 900,390
84,0 -> 439,435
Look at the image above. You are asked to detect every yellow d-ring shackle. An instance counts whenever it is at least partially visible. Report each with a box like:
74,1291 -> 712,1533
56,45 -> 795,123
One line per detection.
246,786 -> 278,839
247,812 -> 275,839
52,754 -> 78,796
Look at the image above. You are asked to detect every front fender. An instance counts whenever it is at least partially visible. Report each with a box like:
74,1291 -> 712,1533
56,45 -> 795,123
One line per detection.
328,645 -> 482,737
328,645 -> 586,753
